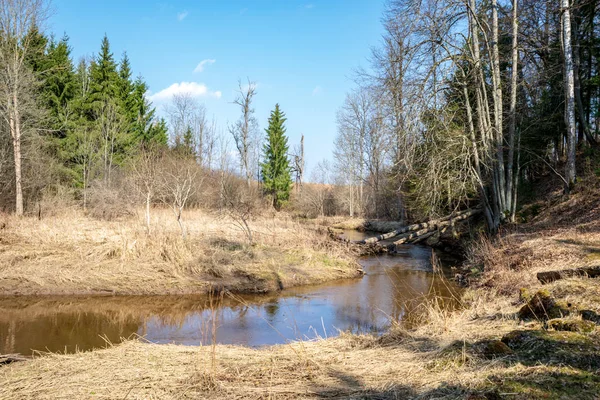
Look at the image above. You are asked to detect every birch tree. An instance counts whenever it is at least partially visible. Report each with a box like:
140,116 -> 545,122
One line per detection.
562,0 -> 577,190
0,0 -> 50,215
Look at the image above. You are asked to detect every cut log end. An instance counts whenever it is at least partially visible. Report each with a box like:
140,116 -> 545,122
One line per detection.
537,266 -> 600,284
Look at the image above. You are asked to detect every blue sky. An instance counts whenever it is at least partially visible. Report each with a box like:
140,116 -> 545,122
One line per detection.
48,1 -> 385,175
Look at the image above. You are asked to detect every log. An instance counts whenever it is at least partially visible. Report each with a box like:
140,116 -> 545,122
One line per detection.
392,228 -> 432,245
409,230 -> 438,244
0,353 -> 27,365
358,208 -> 481,245
537,266 -> 600,284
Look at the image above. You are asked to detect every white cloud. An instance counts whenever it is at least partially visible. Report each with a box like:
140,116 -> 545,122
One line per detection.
193,59 -> 216,73
148,82 -> 222,102
177,11 -> 189,21
312,85 -> 323,96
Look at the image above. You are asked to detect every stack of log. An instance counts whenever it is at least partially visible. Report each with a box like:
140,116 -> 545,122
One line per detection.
355,208 -> 481,251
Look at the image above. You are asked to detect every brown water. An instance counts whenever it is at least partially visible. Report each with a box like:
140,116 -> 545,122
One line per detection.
0,231 -> 461,356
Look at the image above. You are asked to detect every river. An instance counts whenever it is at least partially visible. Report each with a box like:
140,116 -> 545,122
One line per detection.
0,230 -> 461,355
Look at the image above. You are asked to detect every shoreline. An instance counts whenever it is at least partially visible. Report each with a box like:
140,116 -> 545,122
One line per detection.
0,210 -> 362,297
3,192 -> 600,398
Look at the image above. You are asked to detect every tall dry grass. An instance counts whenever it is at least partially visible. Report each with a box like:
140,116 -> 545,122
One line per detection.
0,208 -> 360,295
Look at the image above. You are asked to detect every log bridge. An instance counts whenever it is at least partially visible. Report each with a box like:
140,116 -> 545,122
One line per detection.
334,208 -> 481,253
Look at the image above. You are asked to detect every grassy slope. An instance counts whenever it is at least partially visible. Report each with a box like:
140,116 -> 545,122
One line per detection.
0,209 -> 361,295
2,182 -> 600,399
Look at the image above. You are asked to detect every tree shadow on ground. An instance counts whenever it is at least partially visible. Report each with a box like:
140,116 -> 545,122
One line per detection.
311,329 -> 600,399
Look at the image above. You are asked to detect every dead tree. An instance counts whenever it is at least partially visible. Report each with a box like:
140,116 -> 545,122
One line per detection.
131,145 -> 163,234
159,154 -> 199,239
229,79 -> 258,186
292,134 -> 305,195
357,208 -> 481,244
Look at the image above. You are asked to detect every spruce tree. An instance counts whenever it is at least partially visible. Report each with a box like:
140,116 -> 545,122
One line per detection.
261,104 -> 292,210
44,35 -> 77,137
118,52 -> 136,128
89,35 -> 119,104
131,76 -> 167,147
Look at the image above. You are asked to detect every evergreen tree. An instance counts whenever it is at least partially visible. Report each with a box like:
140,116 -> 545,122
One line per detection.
23,25 -> 48,73
131,76 -> 167,147
261,104 -> 292,210
89,35 -> 119,104
118,52 -> 136,129
173,125 -> 195,157
43,35 -> 77,138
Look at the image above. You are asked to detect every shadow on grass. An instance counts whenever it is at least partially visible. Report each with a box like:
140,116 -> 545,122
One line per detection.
310,329 -> 600,399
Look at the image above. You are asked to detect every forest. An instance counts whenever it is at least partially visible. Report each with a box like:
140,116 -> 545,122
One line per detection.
1,0 -> 598,235
2,0 -> 600,399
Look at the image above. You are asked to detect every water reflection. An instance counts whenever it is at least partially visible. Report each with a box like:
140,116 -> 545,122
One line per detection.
0,231 -> 461,355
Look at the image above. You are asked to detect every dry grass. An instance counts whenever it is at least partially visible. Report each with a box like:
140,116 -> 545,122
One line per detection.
2,186 -> 600,398
0,289 -> 525,400
0,209 -> 360,295
467,224 -> 600,296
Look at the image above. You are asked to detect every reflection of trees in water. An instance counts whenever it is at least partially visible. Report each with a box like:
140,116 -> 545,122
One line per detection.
264,301 -> 280,324
0,260 -> 462,354
0,311 -> 141,355
331,267 -> 460,333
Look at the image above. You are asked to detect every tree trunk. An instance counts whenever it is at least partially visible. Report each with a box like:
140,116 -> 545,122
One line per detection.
506,0 -> 519,221
491,0 -> 506,213
177,209 -> 186,239
145,191 -> 151,234
359,208 -> 481,244
10,92 -> 23,216
562,0 -> 577,190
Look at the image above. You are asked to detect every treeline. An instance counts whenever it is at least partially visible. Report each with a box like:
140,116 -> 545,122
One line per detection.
0,0 -> 303,225
0,2 -> 168,214
324,0 -> 600,230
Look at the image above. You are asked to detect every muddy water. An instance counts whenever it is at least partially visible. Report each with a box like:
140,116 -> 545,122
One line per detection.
0,231 -> 461,355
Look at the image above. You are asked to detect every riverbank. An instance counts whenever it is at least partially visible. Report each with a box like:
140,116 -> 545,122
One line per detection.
2,188 -> 600,398
3,282 -> 597,399
0,210 -> 361,296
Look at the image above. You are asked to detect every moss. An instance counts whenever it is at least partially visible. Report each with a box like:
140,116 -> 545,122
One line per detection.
548,318 -> 596,333
517,290 -> 571,320
472,340 -> 514,359
483,367 -> 600,400
519,287 -> 532,302
585,251 -> 600,261
501,329 -> 600,370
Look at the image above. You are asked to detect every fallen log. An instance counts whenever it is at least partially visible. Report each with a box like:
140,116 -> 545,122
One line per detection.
408,230 -> 438,245
537,266 -> 600,284
390,228 -> 432,246
358,208 -> 480,245
0,353 -> 27,365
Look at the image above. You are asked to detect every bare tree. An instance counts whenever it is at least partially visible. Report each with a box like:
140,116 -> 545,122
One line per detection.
0,0 -> 50,215
203,116 -> 218,170
308,159 -> 333,217
99,100 -> 125,186
131,145 -> 162,234
158,154 -> 200,239
292,134 -> 305,195
220,174 -> 257,244
167,92 -> 199,150
229,79 -> 258,186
